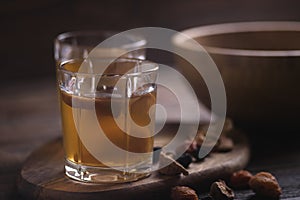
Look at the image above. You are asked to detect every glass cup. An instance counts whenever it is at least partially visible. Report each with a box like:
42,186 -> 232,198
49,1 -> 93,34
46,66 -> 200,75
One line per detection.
54,30 -> 146,65
54,31 -> 158,183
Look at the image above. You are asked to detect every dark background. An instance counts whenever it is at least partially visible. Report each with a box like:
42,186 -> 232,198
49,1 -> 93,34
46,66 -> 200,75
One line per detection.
1,0 -> 300,84
1,1 -> 300,199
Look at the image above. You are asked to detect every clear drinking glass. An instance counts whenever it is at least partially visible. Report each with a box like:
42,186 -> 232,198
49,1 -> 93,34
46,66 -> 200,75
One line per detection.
54,30 -> 146,65
54,31 -> 158,183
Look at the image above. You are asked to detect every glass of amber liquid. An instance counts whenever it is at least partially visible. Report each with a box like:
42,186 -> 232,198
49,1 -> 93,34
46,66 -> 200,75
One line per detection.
54,31 -> 158,183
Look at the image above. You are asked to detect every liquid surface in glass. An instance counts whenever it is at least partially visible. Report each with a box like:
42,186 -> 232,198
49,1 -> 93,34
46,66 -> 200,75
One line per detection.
59,60 -> 156,169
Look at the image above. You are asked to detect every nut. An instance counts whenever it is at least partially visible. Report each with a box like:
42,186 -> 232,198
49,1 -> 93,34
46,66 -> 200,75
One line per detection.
253,172 -> 277,181
159,153 -> 189,176
230,170 -> 253,189
210,180 -> 235,200
171,186 -> 198,200
249,172 -> 282,198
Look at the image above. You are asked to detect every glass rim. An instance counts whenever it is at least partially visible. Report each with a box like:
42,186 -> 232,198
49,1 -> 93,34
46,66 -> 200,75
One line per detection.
54,30 -> 147,49
58,57 -> 159,78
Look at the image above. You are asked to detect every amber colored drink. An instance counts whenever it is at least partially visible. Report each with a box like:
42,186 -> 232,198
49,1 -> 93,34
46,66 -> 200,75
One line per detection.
60,90 -> 156,167
57,60 -> 157,182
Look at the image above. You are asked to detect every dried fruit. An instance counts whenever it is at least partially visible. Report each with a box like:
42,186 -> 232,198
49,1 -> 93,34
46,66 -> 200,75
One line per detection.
230,170 -> 253,189
175,139 -> 205,162
160,118 -> 236,177
210,180 -> 235,200
249,172 -> 282,198
176,153 -> 193,168
171,186 -> 198,200
189,146 -> 204,161
187,140 -> 198,153
158,153 -> 189,176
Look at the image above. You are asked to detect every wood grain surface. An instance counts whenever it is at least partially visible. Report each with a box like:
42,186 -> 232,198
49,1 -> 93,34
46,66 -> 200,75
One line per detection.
17,129 -> 250,200
1,80 -> 300,200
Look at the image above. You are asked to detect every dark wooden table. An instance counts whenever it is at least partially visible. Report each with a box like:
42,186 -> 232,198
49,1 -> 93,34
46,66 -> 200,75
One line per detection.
0,79 -> 299,200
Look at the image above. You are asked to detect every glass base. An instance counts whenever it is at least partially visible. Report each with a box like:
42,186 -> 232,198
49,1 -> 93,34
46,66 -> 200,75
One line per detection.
65,159 -> 151,183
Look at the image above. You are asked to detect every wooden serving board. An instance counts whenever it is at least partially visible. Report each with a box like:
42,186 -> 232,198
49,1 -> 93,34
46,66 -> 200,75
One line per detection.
17,126 -> 250,200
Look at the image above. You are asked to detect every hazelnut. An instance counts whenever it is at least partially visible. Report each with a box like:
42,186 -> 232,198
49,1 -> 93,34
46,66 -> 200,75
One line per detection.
210,180 -> 235,200
230,170 -> 253,189
249,172 -> 282,198
171,186 -> 198,200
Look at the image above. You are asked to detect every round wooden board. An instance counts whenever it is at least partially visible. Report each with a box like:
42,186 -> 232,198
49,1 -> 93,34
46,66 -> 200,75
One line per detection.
17,127 -> 250,200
